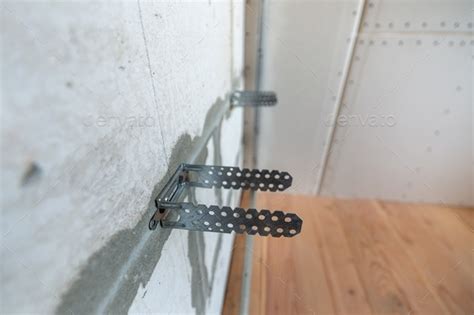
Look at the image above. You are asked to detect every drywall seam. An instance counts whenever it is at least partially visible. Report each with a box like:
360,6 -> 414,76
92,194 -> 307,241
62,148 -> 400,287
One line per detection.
314,0 -> 367,195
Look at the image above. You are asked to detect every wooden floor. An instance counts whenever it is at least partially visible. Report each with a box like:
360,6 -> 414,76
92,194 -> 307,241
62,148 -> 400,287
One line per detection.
223,193 -> 473,315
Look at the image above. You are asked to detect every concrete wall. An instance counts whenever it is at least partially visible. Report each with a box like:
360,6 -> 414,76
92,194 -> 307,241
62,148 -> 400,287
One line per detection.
1,1 -> 244,313
257,0 -> 472,206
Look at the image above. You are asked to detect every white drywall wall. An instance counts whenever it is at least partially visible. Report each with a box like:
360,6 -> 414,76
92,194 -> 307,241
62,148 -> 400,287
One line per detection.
0,1 -> 244,313
257,0 -> 360,192
257,0 -> 472,206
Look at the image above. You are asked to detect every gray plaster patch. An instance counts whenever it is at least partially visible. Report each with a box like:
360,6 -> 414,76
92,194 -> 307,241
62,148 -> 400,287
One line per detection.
55,93 -> 234,314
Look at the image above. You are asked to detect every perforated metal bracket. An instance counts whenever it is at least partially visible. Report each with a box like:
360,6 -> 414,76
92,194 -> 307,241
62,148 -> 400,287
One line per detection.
149,164 -> 302,237
231,91 -> 277,107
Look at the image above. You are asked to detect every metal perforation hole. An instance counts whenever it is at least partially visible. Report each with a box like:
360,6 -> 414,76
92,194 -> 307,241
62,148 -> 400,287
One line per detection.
259,183 -> 265,188
239,224 -> 246,230
208,227 -> 212,231
240,182 -> 246,187
274,174 -> 280,179
198,209 -> 203,215
255,173 -> 261,178
227,223 -> 234,228
284,174 -> 290,180
284,217 -> 292,223
185,209 -> 190,213
204,221 -> 210,226
269,183 -> 275,189
251,226 -> 258,231
258,214 -> 265,220
276,228 -> 284,233
278,184 -> 284,190
264,227 -> 271,232
232,181 -> 237,186
221,211 -> 227,217
213,180 -> 218,184
220,229 -> 224,232
204,180 -> 209,184
215,222 -> 222,227
271,215 -> 278,222
193,220 -> 199,225
208,171 -> 213,175
264,173 -> 270,179
245,173 -> 251,178
220,167 -> 224,171
236,172 -> 242,177
250,183 -> 256,188
209,210 -> 215,215
210,166 -> 215,170
245,213 -> 252,219
223,181 -> 228,185
289,229 -> 296,235
218,171 -> 223,176
226,171 -> 232,176
233,212 -> 240,218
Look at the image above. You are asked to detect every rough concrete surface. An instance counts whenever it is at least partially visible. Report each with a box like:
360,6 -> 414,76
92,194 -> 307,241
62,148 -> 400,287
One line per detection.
1,1 -> 244,313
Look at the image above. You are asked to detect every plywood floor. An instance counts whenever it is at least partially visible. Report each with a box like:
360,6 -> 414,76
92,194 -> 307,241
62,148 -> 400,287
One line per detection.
224,193 -> 474,315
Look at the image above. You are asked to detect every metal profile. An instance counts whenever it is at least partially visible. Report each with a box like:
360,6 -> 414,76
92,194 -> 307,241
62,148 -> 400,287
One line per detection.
231,91 -> 277,107
149,164 -> 302,237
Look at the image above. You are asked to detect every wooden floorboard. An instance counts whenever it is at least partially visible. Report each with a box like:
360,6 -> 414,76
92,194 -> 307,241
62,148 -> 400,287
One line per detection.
222,193 -> 473,315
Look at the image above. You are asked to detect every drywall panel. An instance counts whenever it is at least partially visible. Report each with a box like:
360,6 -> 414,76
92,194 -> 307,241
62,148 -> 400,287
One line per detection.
1,0 -> 244,313
322,0 -> 473,206
257,0 -> 472,206
257,0 -> 359,194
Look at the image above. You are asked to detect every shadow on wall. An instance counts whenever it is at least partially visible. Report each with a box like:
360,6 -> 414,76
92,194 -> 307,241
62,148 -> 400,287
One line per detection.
57,96 -> 229,314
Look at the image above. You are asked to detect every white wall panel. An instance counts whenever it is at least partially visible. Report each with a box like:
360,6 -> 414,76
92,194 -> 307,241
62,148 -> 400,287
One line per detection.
322,0 -> 473,206
257,0 -> 359,194
257,0 -> 472,206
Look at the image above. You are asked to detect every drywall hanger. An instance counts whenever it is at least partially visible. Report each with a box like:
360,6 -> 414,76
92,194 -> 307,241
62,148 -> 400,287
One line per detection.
230,90 -> 277,108
149,164 -> 302,237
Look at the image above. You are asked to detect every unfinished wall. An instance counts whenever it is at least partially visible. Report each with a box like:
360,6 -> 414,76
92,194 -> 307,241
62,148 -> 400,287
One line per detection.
0,1 -> 244,313
257,0 -> 472,206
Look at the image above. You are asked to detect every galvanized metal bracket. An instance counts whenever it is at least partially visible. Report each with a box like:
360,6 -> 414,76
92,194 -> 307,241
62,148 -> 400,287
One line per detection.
149,164 -> 302,237
231,91 -> 277,107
